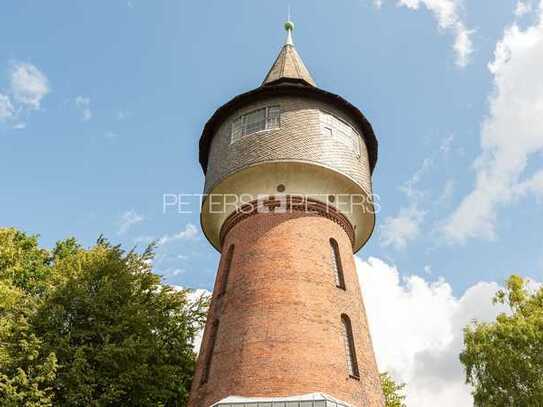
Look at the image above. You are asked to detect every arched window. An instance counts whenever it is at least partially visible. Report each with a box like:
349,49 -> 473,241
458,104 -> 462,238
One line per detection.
341,314 -> 359,378
218,244 -> 235,297
330,238 -> 346,290
200,319 -> 220,385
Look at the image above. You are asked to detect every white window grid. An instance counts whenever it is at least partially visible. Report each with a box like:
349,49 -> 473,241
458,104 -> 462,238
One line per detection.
231,106 -> 281,143
320,111 -> 361,158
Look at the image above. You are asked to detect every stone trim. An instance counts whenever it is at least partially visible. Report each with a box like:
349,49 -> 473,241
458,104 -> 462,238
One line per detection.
219,196 -> 355,249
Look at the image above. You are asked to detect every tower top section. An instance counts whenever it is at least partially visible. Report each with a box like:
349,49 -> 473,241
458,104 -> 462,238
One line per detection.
262,20 -> 316,87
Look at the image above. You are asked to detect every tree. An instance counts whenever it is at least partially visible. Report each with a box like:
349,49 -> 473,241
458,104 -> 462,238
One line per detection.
0,228 -> 208,406
380,372 -> 406,407
0,228 -> 57,406
460,275 -> 543,406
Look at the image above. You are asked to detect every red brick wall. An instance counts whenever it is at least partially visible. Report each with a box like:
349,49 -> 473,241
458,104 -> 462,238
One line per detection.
188,212 -> 385,407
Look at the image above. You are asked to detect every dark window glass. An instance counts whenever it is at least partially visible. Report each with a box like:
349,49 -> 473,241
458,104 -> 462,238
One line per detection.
341,314 -> 359,378
330,238 -> 346,290
218,244 -> 235,297
201,319 -> 220,385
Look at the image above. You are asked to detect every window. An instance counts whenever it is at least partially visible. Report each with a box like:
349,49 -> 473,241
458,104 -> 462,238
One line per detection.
231,106 -> 281,143
200,319 -> 220,385
330,238 -> 346,290
320,111 -> 361,157
217,244 -> 234,297
341,314 -> 359,378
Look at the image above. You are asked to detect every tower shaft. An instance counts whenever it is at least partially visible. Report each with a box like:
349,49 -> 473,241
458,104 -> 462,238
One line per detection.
189,204 -> 384,407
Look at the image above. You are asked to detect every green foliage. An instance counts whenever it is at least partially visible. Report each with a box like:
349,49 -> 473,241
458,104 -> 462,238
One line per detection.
0,229 -> 58,406
460,275 -> 543,406
380,372 -> 406,407
0,228 -> 208,406
0,228 -> 51,295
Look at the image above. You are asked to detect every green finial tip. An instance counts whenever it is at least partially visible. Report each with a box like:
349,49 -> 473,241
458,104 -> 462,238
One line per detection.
284,20 -> 294,32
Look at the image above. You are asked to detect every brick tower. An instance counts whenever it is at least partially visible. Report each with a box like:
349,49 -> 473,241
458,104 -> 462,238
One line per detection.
189,21 -> 384,407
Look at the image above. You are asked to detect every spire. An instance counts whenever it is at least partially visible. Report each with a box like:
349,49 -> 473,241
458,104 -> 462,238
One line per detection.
262,20 -> 316,87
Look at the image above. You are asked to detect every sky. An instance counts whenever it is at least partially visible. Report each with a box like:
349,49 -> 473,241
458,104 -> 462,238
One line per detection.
1,1 -> 543,405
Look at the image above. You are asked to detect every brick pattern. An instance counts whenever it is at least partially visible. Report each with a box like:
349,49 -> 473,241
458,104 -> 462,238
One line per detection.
203,96 -> 373,196
188,212 -> 385,407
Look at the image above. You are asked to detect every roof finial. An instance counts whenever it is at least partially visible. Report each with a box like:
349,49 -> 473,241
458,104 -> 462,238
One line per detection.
284,7 -> 294,46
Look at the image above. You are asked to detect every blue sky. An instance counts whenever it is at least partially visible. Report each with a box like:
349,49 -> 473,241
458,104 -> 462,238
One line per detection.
2,0 -> 541,292
2,1 -> 543,404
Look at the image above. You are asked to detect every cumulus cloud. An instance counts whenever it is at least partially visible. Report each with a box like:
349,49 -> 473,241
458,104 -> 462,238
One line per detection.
443,3 -> 543,243
380,136 -> 453,249
375,0 -> 473,66
75,96 -> 92,121
380,205 -> 425,249
0,94 -> 15,122
515,1 -> 533,17
357,256 -> 508,407
9,62 -> 49,110
0,61 -> 49,127
158,223 -> 200,245
118,210 -> 144,234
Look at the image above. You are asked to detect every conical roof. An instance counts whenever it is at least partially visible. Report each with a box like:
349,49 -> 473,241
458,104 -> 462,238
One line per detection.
262,21 -> 316,87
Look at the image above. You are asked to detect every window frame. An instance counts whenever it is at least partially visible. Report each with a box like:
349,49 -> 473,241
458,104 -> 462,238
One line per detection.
230,105 -> 281,144
200,319 -> 220,385
217,244 -> 235,298
341,314 -> 360,379
320,110 -> 362,158
330,238 -> 346,290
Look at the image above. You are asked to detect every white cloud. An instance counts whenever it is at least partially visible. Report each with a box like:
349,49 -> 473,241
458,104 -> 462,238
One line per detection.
0,62 -> 49,128
453,22 -> 475,67
515,1 -> 533,17
0,94 -> 15,122
75,96 -> 92,121
158,223 -> 199,245
443,3 -> 543,243
9,62 -> 49,110
380,205 -> 425,249
357,256 -> 508,407
118,210 -> 144,234
376,0 -> 473,66
380,136 -> 453,249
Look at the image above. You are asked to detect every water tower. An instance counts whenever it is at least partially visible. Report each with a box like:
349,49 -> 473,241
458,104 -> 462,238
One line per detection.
189,21 -> 384,407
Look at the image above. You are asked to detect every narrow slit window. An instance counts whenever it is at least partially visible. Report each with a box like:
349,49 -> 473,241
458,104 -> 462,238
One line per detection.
201,319 -> 220,385
341,314 -> 359,378
218,244 -> 235,297
330,238 -> 346,290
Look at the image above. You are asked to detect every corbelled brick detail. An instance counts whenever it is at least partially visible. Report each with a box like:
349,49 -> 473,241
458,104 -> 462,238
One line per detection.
188,212 -> 385,407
